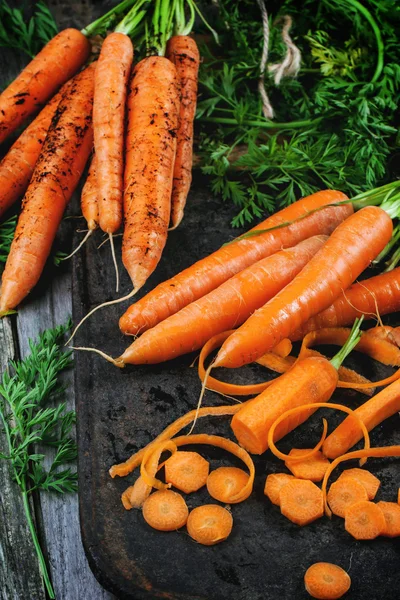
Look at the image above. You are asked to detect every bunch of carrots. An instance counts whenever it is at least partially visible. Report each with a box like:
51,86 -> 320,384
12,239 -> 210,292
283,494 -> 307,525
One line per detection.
0,0 -> 201,314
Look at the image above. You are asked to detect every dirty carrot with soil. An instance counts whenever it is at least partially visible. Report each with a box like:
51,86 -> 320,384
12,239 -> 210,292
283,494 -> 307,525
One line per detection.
213,207 -> 393,369
0,28 -> 90,145
166,35 -> 200,229
0,64 -> 95,315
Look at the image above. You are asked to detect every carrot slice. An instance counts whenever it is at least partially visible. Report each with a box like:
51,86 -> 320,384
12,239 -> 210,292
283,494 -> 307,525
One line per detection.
279,479 -> 324,526
344,500 -> 386,539
264,473 -> 295,506
304,562 -> 351,599
109,404 -> 243,478
186,504 -> 233,546
377,501 -> 400,537
337,468 -> 380,500
164,451 -> 209,494
327,478 -> 368,518
206,467 -> 250,504
285,449 -> 330,482
142,490 -> 189,531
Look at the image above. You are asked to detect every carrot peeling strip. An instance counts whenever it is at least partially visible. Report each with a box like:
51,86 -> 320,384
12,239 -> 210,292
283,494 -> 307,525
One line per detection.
140,440 -> 177,490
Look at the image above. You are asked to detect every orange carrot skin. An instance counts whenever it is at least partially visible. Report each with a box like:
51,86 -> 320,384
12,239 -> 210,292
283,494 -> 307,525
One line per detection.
231,356 -> 338,454
119,236 -> 327,364
0,65 -> 95,312
166,35 -> 200,228
323,377 -> 400,459
81,155 -> 99,231
293,268 -> 400,340
215,206 -> 393,369
94,32 -> 133,234
120,190 -> 352,334
123,56 -> 180,289
0,29 -> 90,145
0,79 -> 73,219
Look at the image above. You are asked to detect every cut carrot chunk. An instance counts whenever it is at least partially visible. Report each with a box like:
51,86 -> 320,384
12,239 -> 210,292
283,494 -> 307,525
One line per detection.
344,500 -> 386,539
285,449 -> 330,482
264,473 -> 295,506
304,562 -> 351,599
280,479 -> 324,526
164,451 -> 209,494
142,490 -> 189,531
377,501 -> 400,537
186,504 -> 233,546
327,478 -> 368,518
337,468 -> 380,500
207,467 -> 250,504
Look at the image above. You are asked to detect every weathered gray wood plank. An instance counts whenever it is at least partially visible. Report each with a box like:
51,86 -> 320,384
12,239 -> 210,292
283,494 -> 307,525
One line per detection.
0,318 -> 46,600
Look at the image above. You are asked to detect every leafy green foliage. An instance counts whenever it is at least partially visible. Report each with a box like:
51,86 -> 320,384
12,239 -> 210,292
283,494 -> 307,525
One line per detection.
198,0 -> 400,225
0,0 -> 58,58
0,215 -> 17,263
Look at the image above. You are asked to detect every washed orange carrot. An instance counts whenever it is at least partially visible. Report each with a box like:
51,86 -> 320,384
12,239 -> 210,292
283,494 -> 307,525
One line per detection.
322,446 -> 400,517
214,207 -> 393,369
109,236 -> 326,365
119,190 -> 352,336
93,32 -> 133,237
344,500 -> 386,539
304,562 -> 351,600
231,320 -> 363,455
279,479 -> 324,526
206,467 -> 250,503
142,489 -> 189,531
0,64 -> 95,315
323,377 -> 400,459
285,449 -> 330,482
326,478 -> 368,518
0,79 -> 73,219
164,451 -> 209,493
264,473 -> 296,506
376,501 -> 400,537
0,29 -> 90,144
337,468 -> 380,501
166,35 -> 200,229
186,504 -> 233,546
109,404 -> 243,479
294,267 -> 400,339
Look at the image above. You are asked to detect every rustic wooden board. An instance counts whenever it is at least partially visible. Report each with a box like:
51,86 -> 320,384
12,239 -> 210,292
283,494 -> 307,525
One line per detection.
73,182 -> 400,600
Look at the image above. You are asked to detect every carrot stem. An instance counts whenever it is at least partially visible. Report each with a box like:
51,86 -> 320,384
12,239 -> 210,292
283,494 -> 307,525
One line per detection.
114,0 -> 149,36
82,0 -> 137,36
330,316 -> 363,370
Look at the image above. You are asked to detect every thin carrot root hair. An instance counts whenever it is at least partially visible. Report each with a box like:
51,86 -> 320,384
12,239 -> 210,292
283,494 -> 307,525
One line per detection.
97,232 -> 123,250
322,445 -> 400,517
61,229 -> 94,261
342,280 -> 384,326
109,403 -> 245,478
188,362 -> 214,435
267,403 -> 371,464
109,233 -> 120,293
65,286 -> 140,345
69,346 -> 124,368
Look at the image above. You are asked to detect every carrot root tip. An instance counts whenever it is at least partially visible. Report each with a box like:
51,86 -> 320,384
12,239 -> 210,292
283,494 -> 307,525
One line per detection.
0,309 -> 17,318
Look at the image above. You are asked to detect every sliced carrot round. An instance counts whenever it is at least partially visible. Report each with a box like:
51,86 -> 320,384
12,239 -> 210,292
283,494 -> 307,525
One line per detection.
327,478 -> 368,518
280,479 -> 323,526
264,473 -> 295,506
304,562 -> 351,599
377,501 -> 400,537
344,500 -> 386,540
285,449 -> 330,482
207,467 -> 250,504
186,504 -> 233,546
142,490 -> 189,531
337,468 -> 380,501
164,451 -> 209,494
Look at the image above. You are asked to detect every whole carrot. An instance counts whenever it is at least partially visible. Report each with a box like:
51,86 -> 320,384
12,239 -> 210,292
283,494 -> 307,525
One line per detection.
0,64 -> 95,315
214,206 -> 393,369
122,56 -> 180,290
322,377 -> 400,459
166,35 -> 200,229
120,190 -> 352,335
0,29 -> 90,145
0,79 -> 73,219
114,236 -> 327,365
292,267 -> 400,339
93,32 -> 133,235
